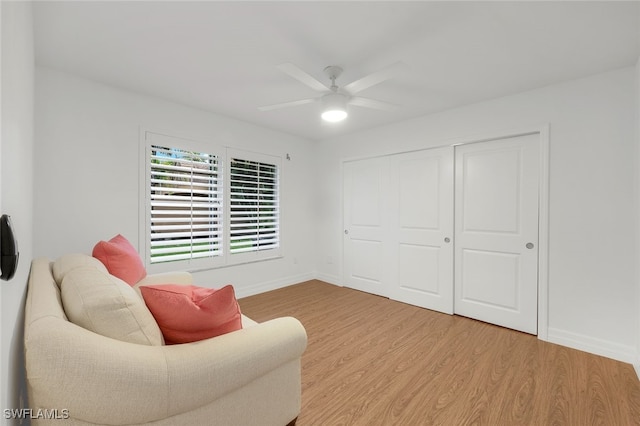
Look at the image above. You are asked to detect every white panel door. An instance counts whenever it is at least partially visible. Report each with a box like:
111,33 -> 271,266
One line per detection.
454,134 -> 540,334
343,157 -> 390,297
389,147 -> 454,314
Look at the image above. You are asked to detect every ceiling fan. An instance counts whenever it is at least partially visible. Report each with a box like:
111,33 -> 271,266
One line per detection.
259,62 -> 403,122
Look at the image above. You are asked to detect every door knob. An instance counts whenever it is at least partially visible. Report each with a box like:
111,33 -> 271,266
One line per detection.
444,237 -> 451,243
526,242 -> 534,249
344,230 -> 349,235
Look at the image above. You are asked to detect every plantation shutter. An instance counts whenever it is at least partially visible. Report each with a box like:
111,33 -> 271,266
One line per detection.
229,158 -> 279,254
149,145 -> 222,263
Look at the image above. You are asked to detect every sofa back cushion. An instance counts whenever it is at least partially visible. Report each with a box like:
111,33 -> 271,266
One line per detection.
61,266 -> 163,345
52,254 -> 108,288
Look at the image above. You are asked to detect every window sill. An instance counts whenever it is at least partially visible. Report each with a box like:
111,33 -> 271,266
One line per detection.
185,255 -> 284,273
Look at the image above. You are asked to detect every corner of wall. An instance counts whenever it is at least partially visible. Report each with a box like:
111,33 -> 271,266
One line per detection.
314,271 -> 342,287
0,1 -> 4,417
1,0 -> 35,422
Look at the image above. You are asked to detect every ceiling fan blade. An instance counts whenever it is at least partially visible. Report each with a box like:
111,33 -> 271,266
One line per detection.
277,63 -> 328,92
349,96 -> 398,111
258,98 -> 318,111
343,62 -> 405,94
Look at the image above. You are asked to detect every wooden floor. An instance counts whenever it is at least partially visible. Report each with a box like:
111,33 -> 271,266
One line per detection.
239,280 -> 640,426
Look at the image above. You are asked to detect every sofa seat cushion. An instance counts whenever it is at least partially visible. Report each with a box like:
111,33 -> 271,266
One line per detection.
140,284 -> 242,344
61,266 -> 164,345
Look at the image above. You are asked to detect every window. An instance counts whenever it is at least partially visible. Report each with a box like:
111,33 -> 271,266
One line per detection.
229,158 -> 279,254
142,132 -> 281,271
148,145 -> 222,264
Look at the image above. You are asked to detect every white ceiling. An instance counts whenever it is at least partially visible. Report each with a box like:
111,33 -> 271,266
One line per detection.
33,1 -> 640,142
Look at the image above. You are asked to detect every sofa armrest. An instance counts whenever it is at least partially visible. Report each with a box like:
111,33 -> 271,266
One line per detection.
137,271 -> 193,286
25,316 -> 307,425
163,316 -> 307,414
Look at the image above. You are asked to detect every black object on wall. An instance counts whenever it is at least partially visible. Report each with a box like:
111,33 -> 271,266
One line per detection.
1,214 -> 19,281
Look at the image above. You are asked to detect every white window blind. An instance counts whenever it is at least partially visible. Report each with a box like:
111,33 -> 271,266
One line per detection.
229,158 -> 279,254
149,145 -> 222,264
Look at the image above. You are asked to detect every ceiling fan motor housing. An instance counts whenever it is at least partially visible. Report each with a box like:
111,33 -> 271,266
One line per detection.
323,65 -> 344,80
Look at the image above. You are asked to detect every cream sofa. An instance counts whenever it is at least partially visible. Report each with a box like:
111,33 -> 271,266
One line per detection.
24,255 -> 307,425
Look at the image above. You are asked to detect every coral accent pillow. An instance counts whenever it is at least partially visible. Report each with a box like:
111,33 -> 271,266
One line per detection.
140,284 -> 242,344
93,234 -> 146,286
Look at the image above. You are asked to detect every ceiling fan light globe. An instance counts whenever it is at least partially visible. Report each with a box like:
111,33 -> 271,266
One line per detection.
322,109 -> 348,122
321,92 -> 348,122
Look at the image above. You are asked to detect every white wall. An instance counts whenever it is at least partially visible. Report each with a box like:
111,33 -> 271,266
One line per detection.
315,67 -> 638,363
1,1 -> 34,423
636,55 -> 640,376
34,67 -> 316,298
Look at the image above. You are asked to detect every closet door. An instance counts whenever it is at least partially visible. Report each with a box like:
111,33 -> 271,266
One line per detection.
343,157 -> 390,297
389,147 -> 454,314
454,134 -> 540,334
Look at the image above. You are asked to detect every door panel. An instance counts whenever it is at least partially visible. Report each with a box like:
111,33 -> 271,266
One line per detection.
351,240 -> 383,284
343,157 -> 390,297
460,249 -> 520,310
398,244 -> 440,294
398,158 -> 440,229
460,148 -> 521,234
389,147 -> 454,314
454,134 -> 540,334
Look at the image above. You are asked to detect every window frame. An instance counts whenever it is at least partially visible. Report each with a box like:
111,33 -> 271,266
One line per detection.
140,131 -> 282,274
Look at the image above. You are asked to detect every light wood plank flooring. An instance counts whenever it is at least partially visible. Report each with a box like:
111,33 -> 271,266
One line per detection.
239,280 -> 640,425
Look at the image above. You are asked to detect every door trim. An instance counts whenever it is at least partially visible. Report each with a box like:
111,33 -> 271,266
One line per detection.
340,123 -> 550,341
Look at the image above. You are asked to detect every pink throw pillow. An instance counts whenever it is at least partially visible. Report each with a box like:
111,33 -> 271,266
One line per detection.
92,234 -> 147,285
140,284 -> 242,344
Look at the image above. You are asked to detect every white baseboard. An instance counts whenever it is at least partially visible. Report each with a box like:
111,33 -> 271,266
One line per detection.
235,271 -> 342,299
546,327 -> 637,364
313,272 -> 342,286
634,363 -> 640,381
235,272 -> 315,299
